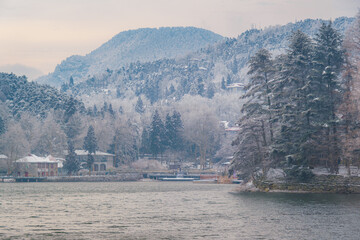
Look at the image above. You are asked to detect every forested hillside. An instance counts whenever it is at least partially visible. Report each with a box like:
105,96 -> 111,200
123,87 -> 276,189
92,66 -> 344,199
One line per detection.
0,73 -> 84,118
37,27 -> 224,86
65,17 -> 353,105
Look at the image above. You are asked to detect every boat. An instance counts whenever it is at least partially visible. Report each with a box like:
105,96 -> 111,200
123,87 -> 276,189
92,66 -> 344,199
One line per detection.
161,173 -> 195,181
232,179 -> 243,184
193,179 -> 218,184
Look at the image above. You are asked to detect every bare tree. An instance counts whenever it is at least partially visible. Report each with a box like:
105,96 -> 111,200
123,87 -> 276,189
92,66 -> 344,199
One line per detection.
0,122 -> 30,175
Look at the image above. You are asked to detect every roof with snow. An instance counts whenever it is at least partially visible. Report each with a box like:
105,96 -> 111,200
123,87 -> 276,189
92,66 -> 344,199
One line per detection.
74,150 -> 115,156
225,127 -> 241,132
0,154 -> 8,159
226,83 -> 244,89
16,154 -> 59,163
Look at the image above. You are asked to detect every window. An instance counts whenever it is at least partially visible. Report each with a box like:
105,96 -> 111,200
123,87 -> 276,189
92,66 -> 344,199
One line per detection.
100,164 -> 106,171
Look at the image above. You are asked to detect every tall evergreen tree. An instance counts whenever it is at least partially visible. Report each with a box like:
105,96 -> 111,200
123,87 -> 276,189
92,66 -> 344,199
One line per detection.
244,48 -> 275,143
164,113 -> 173,148
69,76 -> 74,87
171,110 -> 184,150
221,77 -> 226,90
135,96 -> 145,114
226,74 -> 232,85
271,30 -> 314,166
139,128 -> 150,155
63,139 -> 80,175
232,57 -> 238,74
207,83 -> 215,99
64,97 -> 77,123
149,110 -> 165,157
169,84 -> 176,95
83,125 -> 97,172
93,104 -> 98,117
108,103 -> 115,117
311,22 -> 344,172
0,116 -> 5,135
197,78 -> 205,96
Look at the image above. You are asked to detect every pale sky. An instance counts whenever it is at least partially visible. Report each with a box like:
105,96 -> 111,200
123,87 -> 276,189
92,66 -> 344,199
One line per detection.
0,0 -> 358,78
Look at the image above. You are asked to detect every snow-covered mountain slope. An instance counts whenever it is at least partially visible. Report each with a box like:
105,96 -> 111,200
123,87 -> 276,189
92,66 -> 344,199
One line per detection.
37,27 -> 224,86
70,17 -> 353,104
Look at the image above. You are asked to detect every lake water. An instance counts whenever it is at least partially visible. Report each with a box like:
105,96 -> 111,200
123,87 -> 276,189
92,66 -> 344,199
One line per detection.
1,181 -> 360,239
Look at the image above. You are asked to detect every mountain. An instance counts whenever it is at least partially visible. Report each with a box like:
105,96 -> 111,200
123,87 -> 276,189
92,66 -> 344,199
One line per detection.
37,27 -> 224,86
69,17 -> 353,103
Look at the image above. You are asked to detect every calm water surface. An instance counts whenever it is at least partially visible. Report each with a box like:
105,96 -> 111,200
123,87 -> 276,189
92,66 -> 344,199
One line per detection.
1,181 -> 360,239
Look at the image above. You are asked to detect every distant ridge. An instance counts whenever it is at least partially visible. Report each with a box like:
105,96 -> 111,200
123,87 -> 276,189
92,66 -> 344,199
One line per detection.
37,27 -> 224,86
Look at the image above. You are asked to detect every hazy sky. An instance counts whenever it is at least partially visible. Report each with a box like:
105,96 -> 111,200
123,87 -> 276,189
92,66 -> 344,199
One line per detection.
0,0 -> 358,78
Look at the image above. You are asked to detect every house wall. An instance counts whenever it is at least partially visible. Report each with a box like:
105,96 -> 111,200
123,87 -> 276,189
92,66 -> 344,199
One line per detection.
15,162 -> 58,177
77,154 -> 114,172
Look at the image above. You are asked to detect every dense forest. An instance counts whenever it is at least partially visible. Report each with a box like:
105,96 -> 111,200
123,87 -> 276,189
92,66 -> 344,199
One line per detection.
230,13 -> 360,180
0,73 -> 230,174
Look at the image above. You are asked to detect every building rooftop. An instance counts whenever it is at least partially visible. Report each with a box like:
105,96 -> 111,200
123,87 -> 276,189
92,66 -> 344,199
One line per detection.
0,154 -> 8,159
74,150 -> 115,156
16,154 -> 61,163
226,83 -> 244,89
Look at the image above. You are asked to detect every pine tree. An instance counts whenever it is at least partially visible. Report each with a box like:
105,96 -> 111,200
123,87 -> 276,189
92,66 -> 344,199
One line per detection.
149,110 -> 165,157
341,10 -> 360,172
221,77 -> 226,90
102,102 -> 108,115
226,74 -> 232,85
64,97 -> 77,123
93,105 -> 98,117
83,125 -> 97,172
244,48 -> 275,143
164,113 -> 173,148
171,110 -> 183,150
140,128 -> 150,155
207,83 -> 215,99
63,139 -> 80,175
169,84 -> 176,95
118,106 -> 124,115
109,129 -> 121,167
197,78 -> 205,96
69,76 -> 74,87
232,57 -> 238,74
271,30 -> 314,166
0,116 -> 5,135
108,103 -> 115,117
135,96 -> 145,114
116,87 -> 122,98
311,22 -> 344,172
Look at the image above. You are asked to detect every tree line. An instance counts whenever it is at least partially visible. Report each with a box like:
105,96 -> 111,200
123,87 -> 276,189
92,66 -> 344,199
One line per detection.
231,17 -> 360,180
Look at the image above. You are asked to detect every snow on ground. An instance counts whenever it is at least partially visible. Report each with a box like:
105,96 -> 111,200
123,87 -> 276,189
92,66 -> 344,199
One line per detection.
312,165 -> 360,177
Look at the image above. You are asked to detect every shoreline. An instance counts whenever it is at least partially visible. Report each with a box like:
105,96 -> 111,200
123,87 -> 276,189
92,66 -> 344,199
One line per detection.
234,175 -> 360,194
